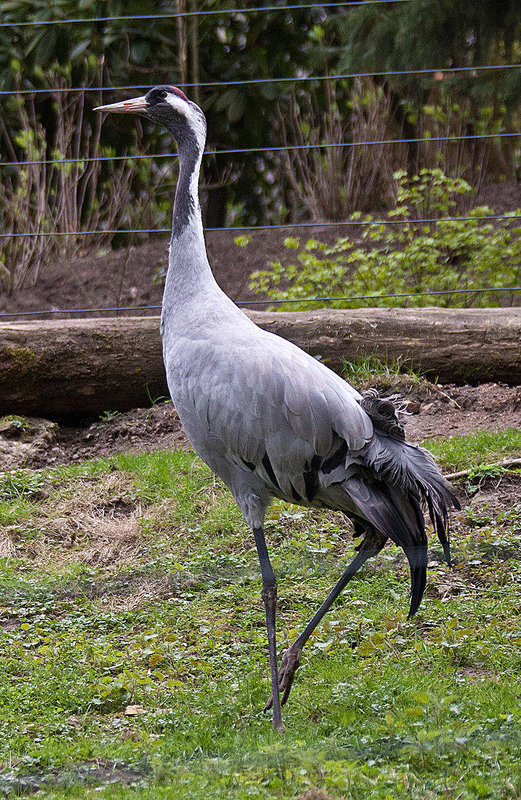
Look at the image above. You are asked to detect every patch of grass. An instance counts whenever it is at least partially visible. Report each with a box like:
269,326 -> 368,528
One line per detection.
0,438 -> 520,798
0,469 -> 44,501
0,471 -> 47,552
342,354 -> 429,393
423,428 -> 521,472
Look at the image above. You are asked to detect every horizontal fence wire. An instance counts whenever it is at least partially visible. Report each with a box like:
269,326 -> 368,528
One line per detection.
1,213 -> 520,240
0,0 -> 407,28
0,11 -> 519,315
2,131 -> 520,170
1,287 -> 520,320
2,62 -> 520,96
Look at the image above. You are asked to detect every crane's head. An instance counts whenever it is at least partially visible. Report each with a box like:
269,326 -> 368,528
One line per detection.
94,85 -> 206,149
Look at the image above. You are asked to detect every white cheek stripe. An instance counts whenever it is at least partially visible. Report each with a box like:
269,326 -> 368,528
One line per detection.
166,94 -> 190,117
165,94 -> 206,148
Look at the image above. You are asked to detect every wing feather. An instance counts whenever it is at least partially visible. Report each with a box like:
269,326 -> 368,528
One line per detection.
166,328 -> 373,498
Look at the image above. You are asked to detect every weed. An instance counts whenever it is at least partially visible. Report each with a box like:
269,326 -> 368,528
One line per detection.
98,411 -> 122,424
0,470 -> 43,501
342,354 -> 428,392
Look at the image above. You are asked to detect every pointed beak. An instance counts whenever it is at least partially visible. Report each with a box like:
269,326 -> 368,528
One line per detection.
94,95 -> 149,115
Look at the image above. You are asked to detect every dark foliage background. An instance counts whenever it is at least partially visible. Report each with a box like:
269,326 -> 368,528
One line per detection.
0,0 -> 520,291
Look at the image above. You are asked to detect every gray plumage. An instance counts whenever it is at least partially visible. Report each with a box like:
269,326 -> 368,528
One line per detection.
96,86 -> 460,733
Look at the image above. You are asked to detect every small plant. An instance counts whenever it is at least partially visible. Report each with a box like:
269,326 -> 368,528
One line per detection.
0,470 -> 43,501
249,169 -> 521,310
463,464 -> 511,495
98,410 -> 121,424
234,234 -> 252,248
341,354 -> 427,391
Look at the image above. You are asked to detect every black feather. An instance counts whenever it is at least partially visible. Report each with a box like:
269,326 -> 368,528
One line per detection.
290,482 -> 302,503
303,469 -> 319,502
322,440 -> 348,474
404,543 -> 428,617
262,453 -> 280,490
360,389 -> 406,440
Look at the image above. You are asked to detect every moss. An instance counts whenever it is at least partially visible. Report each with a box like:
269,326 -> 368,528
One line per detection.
0,415 -> 32,438
0,346 -> 38,376
0,415 -> 57,443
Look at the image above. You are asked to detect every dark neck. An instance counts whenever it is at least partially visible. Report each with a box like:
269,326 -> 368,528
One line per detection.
161,120 -> 216,328
172,129 -> 203,239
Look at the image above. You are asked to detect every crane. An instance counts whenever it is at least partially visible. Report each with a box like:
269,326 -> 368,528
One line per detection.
95,86 -> 459,733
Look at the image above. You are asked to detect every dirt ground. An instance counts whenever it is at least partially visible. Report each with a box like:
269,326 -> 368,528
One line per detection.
0,225 -> 350,318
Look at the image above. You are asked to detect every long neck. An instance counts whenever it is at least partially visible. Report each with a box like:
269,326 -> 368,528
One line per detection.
172,134 -> 203,239
163,127 -> 215,308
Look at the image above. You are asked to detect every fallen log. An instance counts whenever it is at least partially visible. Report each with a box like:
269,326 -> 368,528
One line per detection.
0,307 -> 520,418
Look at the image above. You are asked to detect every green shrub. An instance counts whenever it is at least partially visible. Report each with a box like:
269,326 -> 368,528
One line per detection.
249,169 -> 521,310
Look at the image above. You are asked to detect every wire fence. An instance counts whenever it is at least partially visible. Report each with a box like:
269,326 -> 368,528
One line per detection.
2,62 -> 520,96
0,5 -> 520,318
1,212 -> 520,240
0,0 -> 407,28
1,286 -> 520,320
2,130 -> 520,170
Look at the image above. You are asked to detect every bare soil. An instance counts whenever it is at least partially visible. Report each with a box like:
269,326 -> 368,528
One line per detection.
0,226 -> 344,318
403,381 -> 521,440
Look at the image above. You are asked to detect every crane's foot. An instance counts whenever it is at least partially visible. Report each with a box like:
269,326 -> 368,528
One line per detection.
263,644 -> 302,712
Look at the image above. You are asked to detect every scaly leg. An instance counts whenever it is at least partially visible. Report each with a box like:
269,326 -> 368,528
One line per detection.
265,535 -> 386,711
253,526 -> 285,733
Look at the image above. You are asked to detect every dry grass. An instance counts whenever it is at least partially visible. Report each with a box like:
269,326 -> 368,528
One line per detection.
0,532 -> 17,558
6,473 -> 158,571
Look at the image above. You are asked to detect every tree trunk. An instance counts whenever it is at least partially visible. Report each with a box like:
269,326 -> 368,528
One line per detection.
1,307 -> 520,419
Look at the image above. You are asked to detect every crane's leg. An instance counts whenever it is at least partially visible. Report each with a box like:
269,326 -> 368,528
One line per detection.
253,526 -> 285,733
264,534 -> 386,711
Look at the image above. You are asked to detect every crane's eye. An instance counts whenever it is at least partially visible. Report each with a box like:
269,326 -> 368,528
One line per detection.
146,88 -> 169,106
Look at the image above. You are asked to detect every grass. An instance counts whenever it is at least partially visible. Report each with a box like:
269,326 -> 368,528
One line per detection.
341,355 -> 430,393
424,428 -> 521,472
0,436 -> 520,799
